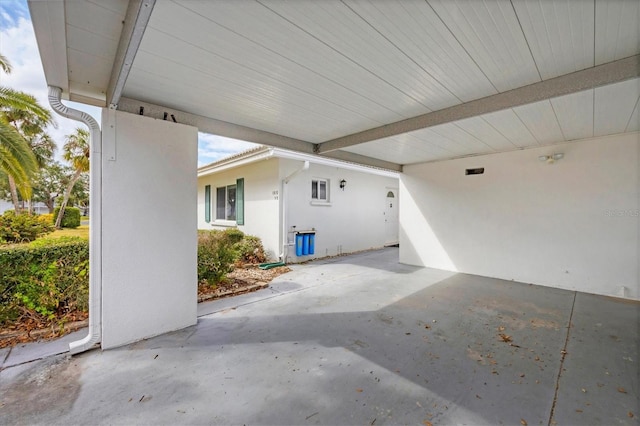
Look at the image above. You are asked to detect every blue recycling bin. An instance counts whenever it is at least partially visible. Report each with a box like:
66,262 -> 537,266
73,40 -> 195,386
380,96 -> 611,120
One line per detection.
302,234 -> 310,255
295,234 -> 304,256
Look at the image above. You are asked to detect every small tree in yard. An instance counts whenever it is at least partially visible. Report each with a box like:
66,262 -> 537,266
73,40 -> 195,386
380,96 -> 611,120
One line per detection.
55,128 -> 89,229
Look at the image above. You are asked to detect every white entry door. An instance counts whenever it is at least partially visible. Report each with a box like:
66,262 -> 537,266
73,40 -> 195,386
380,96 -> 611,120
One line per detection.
384,189 -> 399,246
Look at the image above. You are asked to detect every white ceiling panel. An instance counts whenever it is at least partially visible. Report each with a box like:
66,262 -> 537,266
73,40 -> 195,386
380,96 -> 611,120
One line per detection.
343,0 -> 497,102
132,29 -> 384,140
64,1 -> 126,41
67,49 -> 114,94
428,0 -> 541,92
595,0 -> 640,65
550,90 -> 594,141
65,25 -> 119,61
512,0 -> 594,79
28,0 -> 640,170
453,116 -> 518,151
126,64 -> 358,143
480,109 -> 539,149
259,0 -> 460,112
513,100 -> 565,145
594,78 -> 640,137
428,123 -> 494,156
344,132 -> 455,165
141,4 -> 407,124
146,1 -> 433,126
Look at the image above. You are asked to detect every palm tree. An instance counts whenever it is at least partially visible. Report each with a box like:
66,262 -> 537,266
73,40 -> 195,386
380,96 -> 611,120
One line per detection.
0,54 -> 49,207
55,127 -> 90,229
3,106 -> 55,211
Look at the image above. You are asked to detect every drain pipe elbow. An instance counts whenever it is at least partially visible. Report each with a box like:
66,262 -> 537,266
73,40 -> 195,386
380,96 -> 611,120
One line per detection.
48,86 -> 102,354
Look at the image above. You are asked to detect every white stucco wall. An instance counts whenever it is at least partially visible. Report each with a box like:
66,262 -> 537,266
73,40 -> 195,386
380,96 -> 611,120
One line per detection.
282,159 -> 399,262
101,110 -> 198,349
400,132 -> 639,300
198,158 -> 281,260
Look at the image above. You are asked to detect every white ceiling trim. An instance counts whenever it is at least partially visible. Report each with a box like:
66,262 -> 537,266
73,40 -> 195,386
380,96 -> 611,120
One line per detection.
118,97 -> 314,154
318,54 -> 640,154
107,0 -> 156,109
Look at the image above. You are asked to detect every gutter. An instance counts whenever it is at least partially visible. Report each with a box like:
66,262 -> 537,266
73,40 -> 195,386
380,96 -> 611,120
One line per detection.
280,161 -> 309,262
48,86 -> 102,354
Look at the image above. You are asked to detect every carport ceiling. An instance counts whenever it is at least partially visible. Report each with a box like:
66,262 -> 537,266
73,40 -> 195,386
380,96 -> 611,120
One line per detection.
29,0 -> 640,170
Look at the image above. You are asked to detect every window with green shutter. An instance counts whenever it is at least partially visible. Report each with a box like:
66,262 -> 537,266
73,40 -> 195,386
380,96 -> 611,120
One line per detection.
236,178 -> 244,225
204,185 -> 211,223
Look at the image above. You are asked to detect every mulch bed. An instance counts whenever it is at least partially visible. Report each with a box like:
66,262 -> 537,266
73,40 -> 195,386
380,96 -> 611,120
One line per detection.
0,265 -> 291,349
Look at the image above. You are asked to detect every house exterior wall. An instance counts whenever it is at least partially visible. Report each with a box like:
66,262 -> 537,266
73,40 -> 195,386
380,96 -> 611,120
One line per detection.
198,158 -> 281,260
400,132 -> 639,300
101,110 -> 198,349
281,158 -> 399,262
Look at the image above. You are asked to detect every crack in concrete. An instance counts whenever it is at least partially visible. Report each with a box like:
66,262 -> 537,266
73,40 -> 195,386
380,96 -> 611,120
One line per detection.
548,291 -> 577,426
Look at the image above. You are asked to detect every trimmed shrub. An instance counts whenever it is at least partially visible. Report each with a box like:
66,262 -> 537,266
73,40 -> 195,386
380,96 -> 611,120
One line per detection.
197,230 -> 269,286
223,228 -> 245,244
39,213 -> 54,225
233,235 -> 266,264
0,237 -> 89,325
197,230 -> 236,286
54,206 -> 81,228
0,211 -> 54,244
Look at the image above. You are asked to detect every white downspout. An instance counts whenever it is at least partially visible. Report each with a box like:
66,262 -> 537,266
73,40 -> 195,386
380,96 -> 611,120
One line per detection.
48,86 -> 102,354
281,161 -> 309,262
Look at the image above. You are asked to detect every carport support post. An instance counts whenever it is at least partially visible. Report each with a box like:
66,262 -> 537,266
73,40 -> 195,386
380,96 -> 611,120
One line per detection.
100,109 -> 198,349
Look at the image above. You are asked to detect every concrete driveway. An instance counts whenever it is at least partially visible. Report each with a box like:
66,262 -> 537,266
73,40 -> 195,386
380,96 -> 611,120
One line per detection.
1,248 -> 638,425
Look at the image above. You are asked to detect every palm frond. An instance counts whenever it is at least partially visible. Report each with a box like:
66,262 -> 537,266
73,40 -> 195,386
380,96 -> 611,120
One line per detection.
0,87 -> 53,125
0,53 -> 12,74
0,121 -> 36,199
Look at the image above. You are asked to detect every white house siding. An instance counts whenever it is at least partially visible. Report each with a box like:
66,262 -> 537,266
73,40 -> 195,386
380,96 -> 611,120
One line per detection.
281,158 -> 399,262
400,132 -> 639,300
198,158 -> 281,260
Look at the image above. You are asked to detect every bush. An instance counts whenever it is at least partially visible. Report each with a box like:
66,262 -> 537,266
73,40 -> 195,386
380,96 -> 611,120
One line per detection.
54,206 -> 81,228
197,230 -> 236,286
223,228 -> 245,244
233,235 -> 266,264
0,211 -> 54,244
197,229 -> 269,286
39,213 -> 54,225
0,237 -> 89,325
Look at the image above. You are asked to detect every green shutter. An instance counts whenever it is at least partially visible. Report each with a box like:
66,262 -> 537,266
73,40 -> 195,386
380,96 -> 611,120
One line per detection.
204,185 -> 211,223
236,178 -> 244,225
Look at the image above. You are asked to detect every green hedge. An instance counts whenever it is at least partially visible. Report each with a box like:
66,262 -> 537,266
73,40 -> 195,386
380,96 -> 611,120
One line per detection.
0,237 -> 89,325
54,206 -> 81,228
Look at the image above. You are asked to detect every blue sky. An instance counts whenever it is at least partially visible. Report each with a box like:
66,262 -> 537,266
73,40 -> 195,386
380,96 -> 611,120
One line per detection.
0,0 -> 256,166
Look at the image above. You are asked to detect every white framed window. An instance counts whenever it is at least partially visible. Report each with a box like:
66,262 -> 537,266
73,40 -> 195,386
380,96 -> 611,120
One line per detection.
216,184 -> 237,221
311,178 -> 329,203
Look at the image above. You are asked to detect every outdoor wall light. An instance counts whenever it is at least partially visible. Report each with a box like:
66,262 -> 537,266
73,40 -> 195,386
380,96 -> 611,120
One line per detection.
339,179 -> 347,190
538,153 -> 564,164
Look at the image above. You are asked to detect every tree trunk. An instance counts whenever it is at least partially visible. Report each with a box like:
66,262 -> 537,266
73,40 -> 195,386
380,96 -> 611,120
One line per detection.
55,170 -> 82,229
7,175 -> 21,213
45,198 -> 54,213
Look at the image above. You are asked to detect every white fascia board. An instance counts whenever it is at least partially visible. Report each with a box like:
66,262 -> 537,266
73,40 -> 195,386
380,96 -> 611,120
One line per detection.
271,148 -> 399,178
197,147 -> 274,177
27,0 -> 69,95
198,146 -> 399,179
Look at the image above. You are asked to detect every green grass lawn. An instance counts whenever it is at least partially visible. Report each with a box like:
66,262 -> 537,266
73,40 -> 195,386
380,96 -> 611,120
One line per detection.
48,225 -> 90,240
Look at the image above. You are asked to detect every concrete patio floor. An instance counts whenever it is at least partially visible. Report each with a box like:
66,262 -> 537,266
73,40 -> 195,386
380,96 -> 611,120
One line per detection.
1,248 -> 638,425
